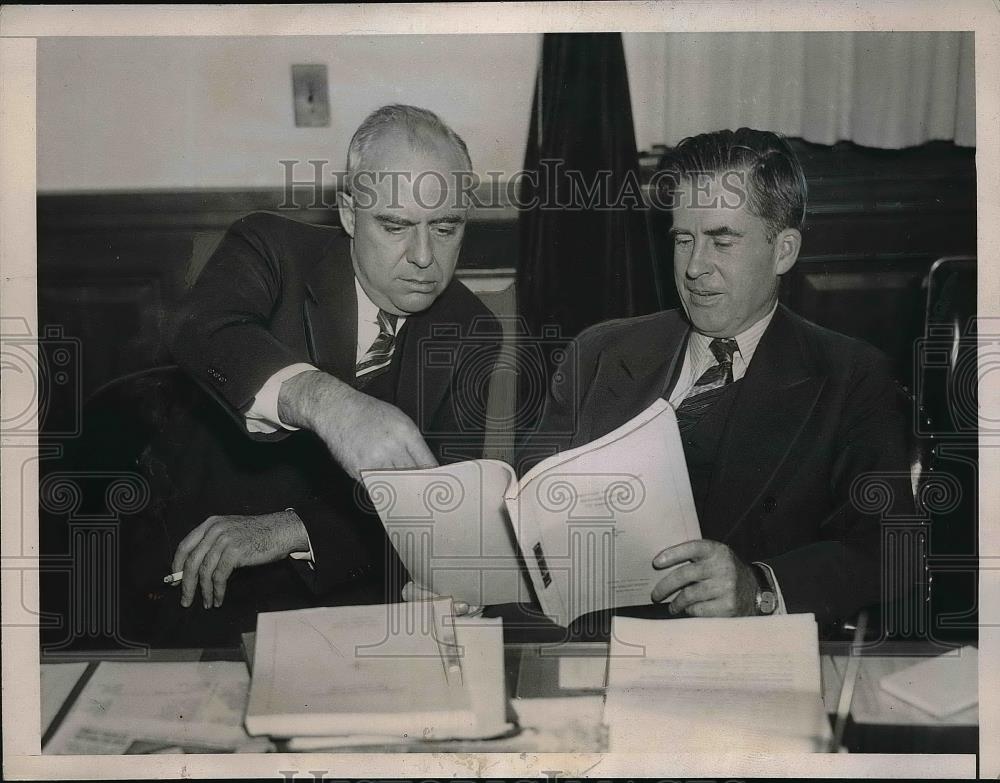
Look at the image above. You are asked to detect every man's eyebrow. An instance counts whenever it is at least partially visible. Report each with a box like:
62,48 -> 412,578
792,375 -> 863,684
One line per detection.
373,213 -> 467,226
374,214 -> 417,227
703,226 -> 744,238
429,213 -> 467,225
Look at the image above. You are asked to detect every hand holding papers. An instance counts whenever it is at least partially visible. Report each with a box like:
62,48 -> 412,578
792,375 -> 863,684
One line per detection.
650,538 -> 761,616
510,399 -> 700,625
363,398 -> 701,626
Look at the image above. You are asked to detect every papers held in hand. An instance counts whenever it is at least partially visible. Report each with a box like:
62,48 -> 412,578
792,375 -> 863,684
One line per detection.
362,398 -> 701,627
244,599 -> 511,743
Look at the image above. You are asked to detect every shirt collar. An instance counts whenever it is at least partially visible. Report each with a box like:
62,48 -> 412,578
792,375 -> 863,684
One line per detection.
688,301 -> 779,369
354,276 -> 405,331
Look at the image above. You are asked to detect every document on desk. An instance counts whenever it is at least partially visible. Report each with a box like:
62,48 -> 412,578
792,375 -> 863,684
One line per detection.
40,662 -> 89,737
363,398 -> 700,627
605,614 -> 831,753
43,661 -> 253,754
821,652 -> 979,727
246,599 -> 511,742
878,645 -> 978,718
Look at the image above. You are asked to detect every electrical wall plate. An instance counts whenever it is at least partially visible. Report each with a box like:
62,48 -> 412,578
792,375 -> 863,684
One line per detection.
291,64 -> 330,127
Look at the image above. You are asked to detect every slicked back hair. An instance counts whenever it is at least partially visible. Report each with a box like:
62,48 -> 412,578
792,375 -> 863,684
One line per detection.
658,128 -> 807,242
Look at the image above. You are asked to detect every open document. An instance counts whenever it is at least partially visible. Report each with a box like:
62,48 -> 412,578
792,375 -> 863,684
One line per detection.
245,599 -> 511,743
604,614 -> 832,753
362,398 -> 700,627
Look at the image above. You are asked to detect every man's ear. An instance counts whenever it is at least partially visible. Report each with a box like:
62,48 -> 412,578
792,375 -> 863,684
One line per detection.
337,191 -> 356,238
773,228 -> 802,275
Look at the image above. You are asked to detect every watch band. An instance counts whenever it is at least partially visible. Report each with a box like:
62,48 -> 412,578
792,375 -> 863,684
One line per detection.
752,563 -> 778,615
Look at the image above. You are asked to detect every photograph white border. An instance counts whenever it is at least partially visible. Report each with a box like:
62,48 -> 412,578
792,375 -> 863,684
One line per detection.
2,2 -> 997,779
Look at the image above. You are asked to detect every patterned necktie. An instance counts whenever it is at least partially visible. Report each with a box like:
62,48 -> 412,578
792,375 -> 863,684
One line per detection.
355,310 -> 399,380
675,337 -> 739,434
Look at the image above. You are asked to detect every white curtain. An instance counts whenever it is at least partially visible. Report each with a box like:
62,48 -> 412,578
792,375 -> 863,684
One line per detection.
624,32 -> 975,151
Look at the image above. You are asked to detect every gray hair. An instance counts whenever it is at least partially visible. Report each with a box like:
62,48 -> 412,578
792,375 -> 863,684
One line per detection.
345,104 -> 472,192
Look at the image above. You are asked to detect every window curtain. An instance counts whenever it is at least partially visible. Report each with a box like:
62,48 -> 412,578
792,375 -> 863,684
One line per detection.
624,32 -> 975,151
517,33 -> 658,344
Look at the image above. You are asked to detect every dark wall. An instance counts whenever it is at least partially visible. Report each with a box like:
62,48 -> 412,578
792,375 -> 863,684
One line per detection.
784,140 -> 976,390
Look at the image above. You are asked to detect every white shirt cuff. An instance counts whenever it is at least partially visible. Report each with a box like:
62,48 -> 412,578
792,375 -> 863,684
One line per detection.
245,363 -> 318,433
285,508 -> 316,568
753,561 -> 787,615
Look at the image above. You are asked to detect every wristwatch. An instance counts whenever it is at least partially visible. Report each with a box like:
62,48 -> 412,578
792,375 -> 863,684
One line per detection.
752,563 -> 778,615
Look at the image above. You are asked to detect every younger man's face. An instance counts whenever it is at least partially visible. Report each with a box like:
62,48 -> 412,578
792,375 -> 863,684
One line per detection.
671,174 -> 799,338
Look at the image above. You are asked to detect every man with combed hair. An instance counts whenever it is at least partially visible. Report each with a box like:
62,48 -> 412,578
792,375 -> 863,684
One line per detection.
168,104 -> 498,618
530,128 -> 913,628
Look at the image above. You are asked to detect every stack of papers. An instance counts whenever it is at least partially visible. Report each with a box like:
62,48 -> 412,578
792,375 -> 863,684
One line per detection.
244,599 -> 513,748
604,614 -> 832,753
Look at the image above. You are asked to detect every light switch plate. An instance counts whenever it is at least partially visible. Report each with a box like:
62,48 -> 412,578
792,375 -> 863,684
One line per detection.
291,64 -> 330,127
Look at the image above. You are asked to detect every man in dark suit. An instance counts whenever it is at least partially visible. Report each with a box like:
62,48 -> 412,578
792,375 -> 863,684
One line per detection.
166,105 -> 499,618
528,129 -> 912,628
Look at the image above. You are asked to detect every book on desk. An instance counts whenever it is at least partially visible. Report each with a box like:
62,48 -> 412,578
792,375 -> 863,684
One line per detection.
243,604 -> 833,754
605,613 -> 833,753
243,598 -> 514,748
41,608 -> 978,754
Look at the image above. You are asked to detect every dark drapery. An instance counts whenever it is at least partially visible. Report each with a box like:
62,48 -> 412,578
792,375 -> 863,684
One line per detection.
517,33 -> 658,341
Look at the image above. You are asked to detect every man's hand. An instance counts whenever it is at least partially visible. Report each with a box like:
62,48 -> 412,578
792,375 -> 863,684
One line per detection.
650,539 -> 758,617
278,370 -> 438,480
171,511 -> 309,609
401,581 -> 481,617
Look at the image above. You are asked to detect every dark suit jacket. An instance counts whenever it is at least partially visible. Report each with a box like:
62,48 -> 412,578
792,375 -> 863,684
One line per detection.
525,304 -> 913,625
169,211 -> 500,595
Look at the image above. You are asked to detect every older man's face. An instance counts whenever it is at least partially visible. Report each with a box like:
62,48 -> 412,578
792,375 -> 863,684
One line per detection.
340,130 -> 470,316
671,175 -> 791,338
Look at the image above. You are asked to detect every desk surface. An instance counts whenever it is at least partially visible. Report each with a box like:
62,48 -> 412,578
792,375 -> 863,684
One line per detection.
41,640 -> 977,755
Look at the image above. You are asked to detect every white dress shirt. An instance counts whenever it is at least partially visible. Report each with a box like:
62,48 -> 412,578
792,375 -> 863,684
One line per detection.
668,303 -> 776,407
241,277 -> 406,565
244,277 -> 406,433
668,303 -> 788,614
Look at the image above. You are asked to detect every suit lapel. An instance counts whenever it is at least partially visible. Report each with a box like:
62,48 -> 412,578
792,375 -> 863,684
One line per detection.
702,306 -> 826,542
585,313 -> 689,444
303,234 -> 358,384
394,288 -> 455,426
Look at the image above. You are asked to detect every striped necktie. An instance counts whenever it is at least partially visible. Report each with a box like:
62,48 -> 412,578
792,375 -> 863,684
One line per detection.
355,309 -> 399,380
675,337 -> 739,434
